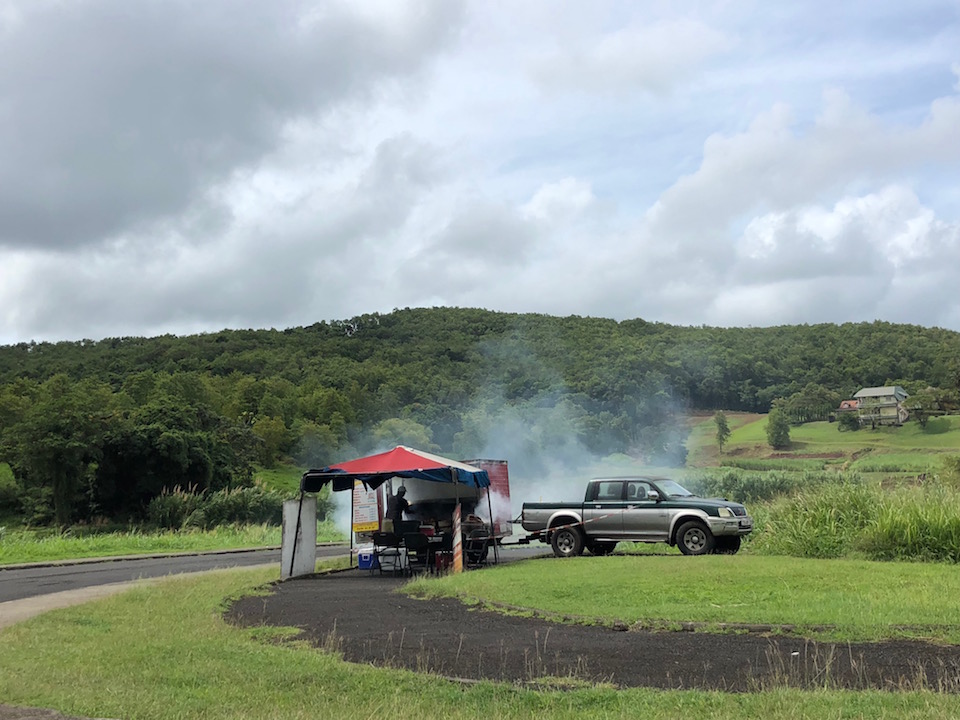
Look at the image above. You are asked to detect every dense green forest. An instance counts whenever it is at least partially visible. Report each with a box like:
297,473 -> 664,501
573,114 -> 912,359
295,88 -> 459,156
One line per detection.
2,307 -> 959,526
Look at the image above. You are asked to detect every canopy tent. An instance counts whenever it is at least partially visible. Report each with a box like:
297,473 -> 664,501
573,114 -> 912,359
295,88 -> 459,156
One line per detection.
290,446 -> 497,574
300,445 -> 490,493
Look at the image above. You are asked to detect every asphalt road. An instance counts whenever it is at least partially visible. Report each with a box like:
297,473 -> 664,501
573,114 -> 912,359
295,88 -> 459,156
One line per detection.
0,542 -> 548,605
0,545 -> 349,604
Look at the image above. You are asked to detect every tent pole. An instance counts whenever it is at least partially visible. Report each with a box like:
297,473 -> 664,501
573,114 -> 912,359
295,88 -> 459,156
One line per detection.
349,481 -> 355,569
486,490 -> 499,564
290,490 -> 305,578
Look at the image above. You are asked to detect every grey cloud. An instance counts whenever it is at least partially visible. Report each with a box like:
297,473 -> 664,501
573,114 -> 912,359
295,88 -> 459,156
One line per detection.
4,132 -> 446,341
0,0 -> 463,251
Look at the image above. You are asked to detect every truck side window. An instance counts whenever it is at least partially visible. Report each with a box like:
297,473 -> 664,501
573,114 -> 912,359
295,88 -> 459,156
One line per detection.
626,481 -> 650,500
591,481 -> 624,502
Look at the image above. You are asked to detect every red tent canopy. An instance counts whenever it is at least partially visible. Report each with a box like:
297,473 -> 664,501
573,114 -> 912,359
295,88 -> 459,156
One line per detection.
300,445 -> 490,492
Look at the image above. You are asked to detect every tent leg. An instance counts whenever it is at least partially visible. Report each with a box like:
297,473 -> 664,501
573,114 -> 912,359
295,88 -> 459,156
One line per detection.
486,491 -> 499,564
349,482 -> 355,569
290,491 -> 305,578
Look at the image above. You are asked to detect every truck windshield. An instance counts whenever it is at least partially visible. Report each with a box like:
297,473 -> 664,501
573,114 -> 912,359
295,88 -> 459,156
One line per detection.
656,480 -> 694,497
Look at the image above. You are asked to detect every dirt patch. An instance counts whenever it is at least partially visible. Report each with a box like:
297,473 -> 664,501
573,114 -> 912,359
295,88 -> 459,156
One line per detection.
226,569 -> 960,692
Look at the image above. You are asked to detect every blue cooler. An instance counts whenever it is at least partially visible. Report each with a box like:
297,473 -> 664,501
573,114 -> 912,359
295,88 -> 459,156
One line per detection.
358,549 -> 378,570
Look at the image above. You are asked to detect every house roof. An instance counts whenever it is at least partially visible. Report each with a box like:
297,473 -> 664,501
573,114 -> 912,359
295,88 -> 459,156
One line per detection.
854,386 -> 908,399
839,399 -> 859,410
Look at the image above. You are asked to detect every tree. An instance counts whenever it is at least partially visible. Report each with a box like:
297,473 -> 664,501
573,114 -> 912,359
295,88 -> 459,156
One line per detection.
837,412 -> 860,431
714,411 -> 731,453
765,405 -> 791,450
908,389 -> 939,428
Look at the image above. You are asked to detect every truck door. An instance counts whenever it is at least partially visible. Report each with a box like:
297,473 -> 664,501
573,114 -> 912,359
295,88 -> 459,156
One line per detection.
581,480 -> 625,539
621,480 -> 669,541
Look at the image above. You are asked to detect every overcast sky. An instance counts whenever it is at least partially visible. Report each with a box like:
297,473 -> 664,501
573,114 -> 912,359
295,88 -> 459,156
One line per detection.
1,0 -> 959,345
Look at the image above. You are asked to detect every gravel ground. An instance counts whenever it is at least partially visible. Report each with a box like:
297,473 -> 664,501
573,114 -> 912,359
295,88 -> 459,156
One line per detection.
226,568 -> 960,692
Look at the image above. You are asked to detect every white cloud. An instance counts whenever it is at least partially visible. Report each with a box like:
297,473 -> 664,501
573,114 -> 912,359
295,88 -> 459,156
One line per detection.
531,17 -> 732,95
2,0 -> 960,344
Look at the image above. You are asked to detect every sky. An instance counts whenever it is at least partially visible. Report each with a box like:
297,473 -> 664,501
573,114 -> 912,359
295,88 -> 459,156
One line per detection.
2,0 -> 959,346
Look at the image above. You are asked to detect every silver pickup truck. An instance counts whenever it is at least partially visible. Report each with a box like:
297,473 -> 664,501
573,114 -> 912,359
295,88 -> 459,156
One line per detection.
520,476 -> 753,558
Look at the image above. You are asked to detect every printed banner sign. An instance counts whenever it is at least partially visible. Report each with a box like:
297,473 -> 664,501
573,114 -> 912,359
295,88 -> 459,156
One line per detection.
352,480 -> 380,533
452,503 -> 463,574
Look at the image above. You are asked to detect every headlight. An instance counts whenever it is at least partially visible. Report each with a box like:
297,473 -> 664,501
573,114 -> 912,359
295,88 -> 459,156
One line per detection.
717,507 -> 734,518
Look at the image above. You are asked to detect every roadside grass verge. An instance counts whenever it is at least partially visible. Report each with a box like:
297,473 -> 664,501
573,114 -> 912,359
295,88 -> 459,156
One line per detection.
409,554 -> 960,644
3,565 -> 960,719
0,521 -> 344,565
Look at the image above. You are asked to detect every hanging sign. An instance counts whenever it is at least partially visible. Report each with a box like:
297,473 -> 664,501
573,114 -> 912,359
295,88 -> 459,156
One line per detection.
352,480 -> 380,533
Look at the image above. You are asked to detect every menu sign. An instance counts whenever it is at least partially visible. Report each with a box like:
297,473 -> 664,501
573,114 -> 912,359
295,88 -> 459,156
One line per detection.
352,480 -> 380,533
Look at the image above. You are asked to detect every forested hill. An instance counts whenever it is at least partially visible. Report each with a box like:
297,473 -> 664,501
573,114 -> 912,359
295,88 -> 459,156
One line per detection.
3,308 -> 959,408
2,307 -> 959,525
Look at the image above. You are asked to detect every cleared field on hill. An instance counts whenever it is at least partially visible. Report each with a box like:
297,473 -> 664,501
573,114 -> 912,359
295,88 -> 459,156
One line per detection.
688,414 -> 960,474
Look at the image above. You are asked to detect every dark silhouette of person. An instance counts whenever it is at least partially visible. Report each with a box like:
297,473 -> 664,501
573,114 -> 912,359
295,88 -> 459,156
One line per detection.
386,486 -> 410,526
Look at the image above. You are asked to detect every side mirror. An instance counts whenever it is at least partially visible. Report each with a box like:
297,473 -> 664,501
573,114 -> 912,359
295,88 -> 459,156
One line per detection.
647,490 -> 660,502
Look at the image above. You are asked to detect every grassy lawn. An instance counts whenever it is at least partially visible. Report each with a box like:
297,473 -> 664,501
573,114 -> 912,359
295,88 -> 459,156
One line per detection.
688,414 -> 960,473
252,465 -> 306,494
408,554 -> 960,644
0,521 -> 344,566
3,563 -> 960,719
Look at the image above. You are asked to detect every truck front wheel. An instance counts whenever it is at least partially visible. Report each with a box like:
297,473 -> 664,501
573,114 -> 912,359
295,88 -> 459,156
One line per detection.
676,520 -> 715,556
714,536 -> 741,554
551,526 -> 585,558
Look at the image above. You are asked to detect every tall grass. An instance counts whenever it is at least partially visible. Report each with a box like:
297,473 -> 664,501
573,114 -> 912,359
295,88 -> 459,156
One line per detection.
860,486 -> 960,563
719,458 -> 829,472
147,485 -> 287,529
749,482 -> 880,559
747,477 -> 960,563
849,453 -> 937,473
687,469 -> 852,504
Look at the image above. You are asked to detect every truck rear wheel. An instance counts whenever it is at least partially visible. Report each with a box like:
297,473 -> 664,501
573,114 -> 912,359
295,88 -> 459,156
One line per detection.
676,520 -> 715,556
551,526 -> 584,558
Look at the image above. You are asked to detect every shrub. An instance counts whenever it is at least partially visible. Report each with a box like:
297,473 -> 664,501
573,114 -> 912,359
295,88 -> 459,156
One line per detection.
837,412 -> 860,432
0,464 -> 19,513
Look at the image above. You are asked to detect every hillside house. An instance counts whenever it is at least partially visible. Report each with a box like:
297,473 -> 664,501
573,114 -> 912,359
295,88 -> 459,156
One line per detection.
853,386 -> 910,426
837,399 -> 859,413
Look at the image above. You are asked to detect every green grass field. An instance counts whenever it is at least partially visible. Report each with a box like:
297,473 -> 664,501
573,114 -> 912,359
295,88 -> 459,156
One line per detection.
687,413 -> 960,475
252,465 -> 306,494
3,561 -> 960,719
408,554 -> 960,643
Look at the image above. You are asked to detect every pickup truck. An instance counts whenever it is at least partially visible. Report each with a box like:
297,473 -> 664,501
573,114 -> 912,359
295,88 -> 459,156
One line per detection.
520,476 -> 753,557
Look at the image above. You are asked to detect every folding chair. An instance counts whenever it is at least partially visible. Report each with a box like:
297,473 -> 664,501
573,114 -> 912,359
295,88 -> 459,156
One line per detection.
464,528 -> 490,567
402,532 -> 431,576
372,531 -> 406,576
